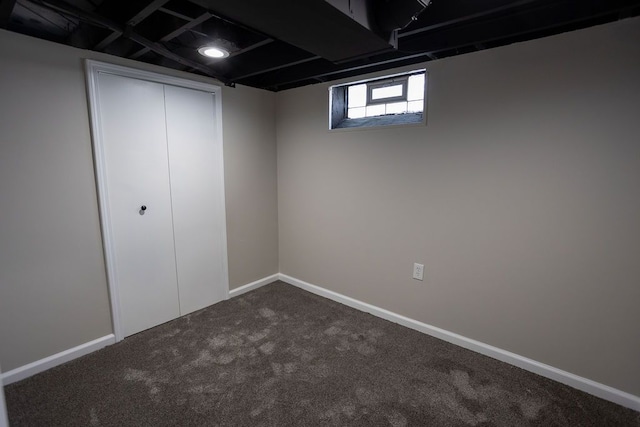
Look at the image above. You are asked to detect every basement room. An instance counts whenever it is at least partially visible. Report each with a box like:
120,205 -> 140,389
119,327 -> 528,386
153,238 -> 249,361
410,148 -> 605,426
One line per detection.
1,0 -> 639,425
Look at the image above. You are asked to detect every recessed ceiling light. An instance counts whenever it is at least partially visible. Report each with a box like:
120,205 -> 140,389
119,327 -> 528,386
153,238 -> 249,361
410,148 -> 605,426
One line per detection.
198,46 -> 229,58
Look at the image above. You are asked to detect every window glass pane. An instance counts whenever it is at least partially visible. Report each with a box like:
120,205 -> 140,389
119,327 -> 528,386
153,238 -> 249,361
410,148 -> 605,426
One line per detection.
407,74 -> 425,101
371,84 -> 403,100
408,100 -> 424,113
348,84 -> 367,108
365,104 -> 385,117
348,107 -> 366,119
386,102 -> 408,115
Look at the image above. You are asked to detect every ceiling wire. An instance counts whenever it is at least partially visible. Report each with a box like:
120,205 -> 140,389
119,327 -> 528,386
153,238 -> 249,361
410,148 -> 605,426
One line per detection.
398,0 -> 433,31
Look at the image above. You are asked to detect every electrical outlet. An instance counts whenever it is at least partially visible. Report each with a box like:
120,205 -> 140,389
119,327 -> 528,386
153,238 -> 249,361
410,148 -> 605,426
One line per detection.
413,263 -> 424,281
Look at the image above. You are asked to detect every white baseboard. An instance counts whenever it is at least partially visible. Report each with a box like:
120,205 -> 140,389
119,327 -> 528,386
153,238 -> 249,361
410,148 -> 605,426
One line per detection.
3,276 -> 638,412
1,274 -> 281,387
228,274 -> 279,298
1,334 -> 115,386
278,273 -> 640,412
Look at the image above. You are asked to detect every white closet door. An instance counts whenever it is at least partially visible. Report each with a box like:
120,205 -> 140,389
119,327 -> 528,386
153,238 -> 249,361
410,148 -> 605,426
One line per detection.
97,73 -> 180,337
164,85 -> 227,315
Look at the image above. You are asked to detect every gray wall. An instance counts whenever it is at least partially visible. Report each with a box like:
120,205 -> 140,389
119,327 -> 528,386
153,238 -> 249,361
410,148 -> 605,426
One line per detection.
276,17 -> 640,396
0,29 -> 279,372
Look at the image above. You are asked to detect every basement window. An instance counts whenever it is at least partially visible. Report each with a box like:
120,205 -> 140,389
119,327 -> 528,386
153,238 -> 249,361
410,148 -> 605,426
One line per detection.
330,70 -> 426,130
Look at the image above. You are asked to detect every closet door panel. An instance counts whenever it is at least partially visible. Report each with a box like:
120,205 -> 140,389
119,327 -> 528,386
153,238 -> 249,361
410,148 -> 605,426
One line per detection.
164,85 -> 226,315
97,73 -> 180,336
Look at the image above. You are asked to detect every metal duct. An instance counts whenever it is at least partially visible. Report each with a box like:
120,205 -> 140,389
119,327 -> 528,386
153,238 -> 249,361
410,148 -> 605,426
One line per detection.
190,0 -> 430,63
326,0 -> 431,48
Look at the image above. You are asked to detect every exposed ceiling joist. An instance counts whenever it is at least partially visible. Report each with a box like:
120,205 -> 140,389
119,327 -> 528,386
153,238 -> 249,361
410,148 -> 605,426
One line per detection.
5,0 -> 640,91
237,0 -> 640,90
232,55 -> 321,82
30,0 -> 228,83
190,0 -> 395,62
93,30 -> 119,50
157,6 -> 192,21
0,0 -> 17,28
128,0 -> 170,26
226,38 -> 273,58
250,52 -> 433,91
398,0 -> 542,38
129,11 -> 212,59
401,0 -> 640,53
232,0 -> 543,87
93,0 -> 170,51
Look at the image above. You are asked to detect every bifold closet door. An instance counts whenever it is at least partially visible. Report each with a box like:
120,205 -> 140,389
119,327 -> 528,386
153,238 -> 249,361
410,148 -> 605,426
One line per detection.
164,85 -> 226,315
97,73 -> 180,337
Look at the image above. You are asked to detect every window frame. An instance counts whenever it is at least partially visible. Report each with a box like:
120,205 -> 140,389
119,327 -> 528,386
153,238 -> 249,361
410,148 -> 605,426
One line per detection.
329,69 -> 427,130
366,76 -> 409,105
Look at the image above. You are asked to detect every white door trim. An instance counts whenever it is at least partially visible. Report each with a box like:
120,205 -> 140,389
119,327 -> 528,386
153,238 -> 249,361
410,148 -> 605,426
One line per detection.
85,60 -> 229,342
0,364 -> 8,427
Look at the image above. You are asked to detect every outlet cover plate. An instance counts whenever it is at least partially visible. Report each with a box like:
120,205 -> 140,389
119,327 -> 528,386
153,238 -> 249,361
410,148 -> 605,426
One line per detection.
413,263 -> 424,281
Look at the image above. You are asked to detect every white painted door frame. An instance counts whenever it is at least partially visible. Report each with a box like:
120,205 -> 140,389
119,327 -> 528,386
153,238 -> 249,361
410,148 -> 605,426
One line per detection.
85,60 -> 229,342
0,364 -> 8,427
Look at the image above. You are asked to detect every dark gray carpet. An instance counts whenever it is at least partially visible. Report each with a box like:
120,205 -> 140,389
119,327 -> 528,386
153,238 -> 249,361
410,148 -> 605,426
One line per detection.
5,281 -> 640,426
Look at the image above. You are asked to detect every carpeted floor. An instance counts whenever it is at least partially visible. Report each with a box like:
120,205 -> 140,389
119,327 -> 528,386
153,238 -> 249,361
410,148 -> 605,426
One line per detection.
5,281 -> 640,426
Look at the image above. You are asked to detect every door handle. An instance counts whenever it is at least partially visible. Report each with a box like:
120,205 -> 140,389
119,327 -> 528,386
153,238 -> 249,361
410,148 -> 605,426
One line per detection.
139,205 -> 147,215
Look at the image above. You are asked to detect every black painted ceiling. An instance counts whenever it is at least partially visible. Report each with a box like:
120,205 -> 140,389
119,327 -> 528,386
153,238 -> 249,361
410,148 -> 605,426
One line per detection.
3,0 -> 640,91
